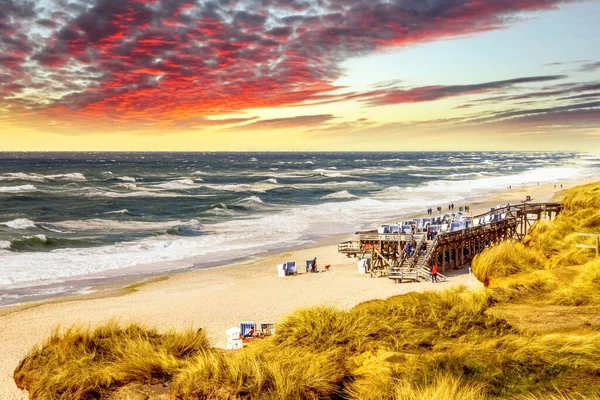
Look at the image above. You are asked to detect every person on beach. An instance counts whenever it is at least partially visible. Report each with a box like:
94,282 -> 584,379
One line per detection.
431,264 -> 439,283
311,258 -> 317,273
404,243 -> 411,259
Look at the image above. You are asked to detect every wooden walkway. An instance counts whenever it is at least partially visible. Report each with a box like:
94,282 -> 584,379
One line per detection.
339,202 -> 562,282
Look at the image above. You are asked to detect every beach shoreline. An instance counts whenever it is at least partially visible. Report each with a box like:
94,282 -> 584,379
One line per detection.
0,177 -> 597,398
2,176 -> 591,312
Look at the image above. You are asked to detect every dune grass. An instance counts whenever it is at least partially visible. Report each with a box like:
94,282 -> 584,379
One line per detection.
14,181 -> 600,399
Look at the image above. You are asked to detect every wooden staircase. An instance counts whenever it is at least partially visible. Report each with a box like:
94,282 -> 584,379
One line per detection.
389,237 -> 447,283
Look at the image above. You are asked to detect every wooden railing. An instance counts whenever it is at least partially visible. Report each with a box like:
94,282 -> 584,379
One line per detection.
576,233 -> 600,257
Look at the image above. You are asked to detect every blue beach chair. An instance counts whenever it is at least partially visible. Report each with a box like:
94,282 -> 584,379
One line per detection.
240,321 -> 256,338
286,261 -> 297,275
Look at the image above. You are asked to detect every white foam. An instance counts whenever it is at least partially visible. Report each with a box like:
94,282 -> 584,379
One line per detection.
116,176 -> 136,182
104,209 -> 130,215
0,240 -> 11,250
0,173 -> 45,182
322,190 -> 358,199
0,184 -> 38,193
0,172 -> 87,182
154,179 -> 196,190
47,173 -> 87,181
1,218 -> 36,229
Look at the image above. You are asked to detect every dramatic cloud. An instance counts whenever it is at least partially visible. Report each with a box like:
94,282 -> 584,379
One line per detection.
361,75 -> 568,106
0,0 -> 582,131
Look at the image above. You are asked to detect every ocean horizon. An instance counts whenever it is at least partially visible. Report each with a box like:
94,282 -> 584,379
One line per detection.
1,151 -> 598,306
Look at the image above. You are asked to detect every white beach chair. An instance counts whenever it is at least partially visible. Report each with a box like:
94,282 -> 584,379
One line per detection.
226,327 -> 242,350
277,263 -> 286,277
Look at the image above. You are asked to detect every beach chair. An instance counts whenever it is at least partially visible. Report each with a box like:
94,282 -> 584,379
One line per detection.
500,213 -> 506,220
484,215 -> 491,223
377,224 -> 390,234
286,261 -> 297,275
240,321 -> 255,340
389,225 -> 400,234
450,222 -> 461,232
492,214 -> 500,222
226,327 -> 243,350
358,258 -> 369,274
277,263 -> 286,277
259,322 -> 276,336
306,260 -> 313,273
401,225 -> 411,234
440,223 -> 449,232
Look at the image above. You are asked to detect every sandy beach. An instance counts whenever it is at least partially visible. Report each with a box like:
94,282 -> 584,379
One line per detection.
0,177 -> 597,399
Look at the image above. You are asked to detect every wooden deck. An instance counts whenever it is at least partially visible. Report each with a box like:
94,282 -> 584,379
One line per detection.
338,202 -> 562,282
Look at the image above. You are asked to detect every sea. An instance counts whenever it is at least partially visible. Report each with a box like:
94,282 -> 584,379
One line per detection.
1,152 -> 598,306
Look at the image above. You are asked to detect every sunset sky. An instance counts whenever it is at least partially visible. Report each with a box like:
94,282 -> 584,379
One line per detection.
1,0 -> 599,151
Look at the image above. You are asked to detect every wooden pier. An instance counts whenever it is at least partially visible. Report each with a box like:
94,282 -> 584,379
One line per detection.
338,202 -> 563,282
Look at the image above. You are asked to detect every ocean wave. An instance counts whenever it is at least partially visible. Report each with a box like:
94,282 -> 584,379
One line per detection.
53,219 -> 182,232
38,224 -> 73,234
208,196 -> 268,213
116,183 -> 138,190
153,179 -> 196,190
116,176 -> 136,182
0,184 -> 38,193
0,240 -> 11,250
47,173 -> 87,181
103,209 -> 130,215
202,181 -> 280,193
322,190 -> 358,199
1,218 -> 36,229
84,189 -> 193,198
8,235 -> 100,252
0,173 -> 45,182
0,172 -> 86,182
166,219 -> 206,237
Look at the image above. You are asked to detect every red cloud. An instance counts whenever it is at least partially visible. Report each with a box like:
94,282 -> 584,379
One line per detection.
0,0 -> 584,132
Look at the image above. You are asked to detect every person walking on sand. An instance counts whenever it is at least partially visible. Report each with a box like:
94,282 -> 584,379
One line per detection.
311,257 -> 317,273
431,264 -> 439,283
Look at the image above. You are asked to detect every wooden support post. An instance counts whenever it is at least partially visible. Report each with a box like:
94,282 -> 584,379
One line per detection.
442,246 -> 446,272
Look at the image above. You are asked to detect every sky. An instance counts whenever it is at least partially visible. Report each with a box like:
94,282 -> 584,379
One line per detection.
0,0 -> 599,151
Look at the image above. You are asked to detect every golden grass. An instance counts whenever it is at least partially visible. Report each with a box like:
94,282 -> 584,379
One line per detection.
14,321 -> 210,399
14,181 -> 600,399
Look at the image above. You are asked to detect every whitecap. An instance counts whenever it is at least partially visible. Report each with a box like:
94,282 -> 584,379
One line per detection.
47,173 -> 87,181
0,184 -> 38,193
0,173 -> 45,182
322,191 -> 358,199
154,179 -> 196,190
0,240 -> 11,250
104,209 -> 130,215
1,218 -> 36,229
116,176 -> 136,182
